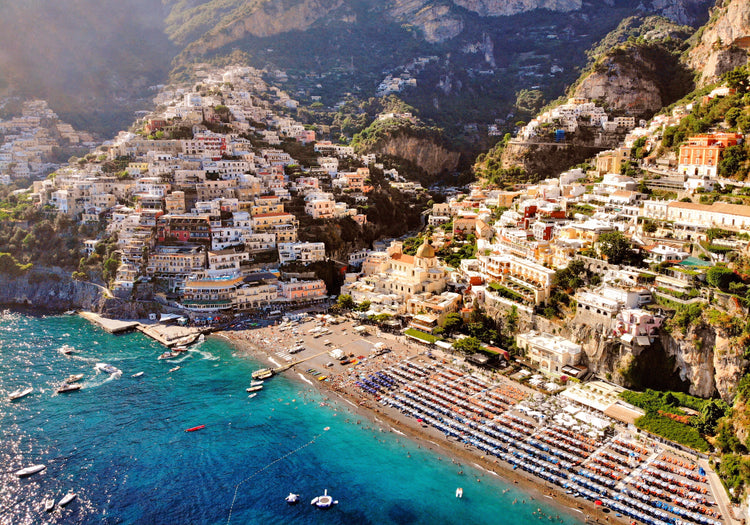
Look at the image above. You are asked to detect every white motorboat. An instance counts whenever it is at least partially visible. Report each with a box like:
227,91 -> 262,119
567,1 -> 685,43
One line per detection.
169,366 -> 180,373
65,374 -> 84,383
246,385 -> 263,393
285,493 -> 299,504
132,372 -> 144,378
247,393 -> 257,399
58,493 -> 76,507
158,351 -> 180,360
8,387 -> 33,401
57,383 -> 82,394
95,363 -> 119,374
15,464 -> 46,478
250,380 -> 264,387
310,489 -> 337,509
59,345 -> 75,355
43,497 -> 55,512
456,487 -> 463,498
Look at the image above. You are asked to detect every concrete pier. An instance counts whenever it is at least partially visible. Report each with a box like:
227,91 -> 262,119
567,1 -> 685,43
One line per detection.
78,312 -> 140,334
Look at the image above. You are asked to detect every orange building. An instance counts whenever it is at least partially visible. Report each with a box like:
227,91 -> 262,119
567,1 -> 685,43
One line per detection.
678,132 -> 742,178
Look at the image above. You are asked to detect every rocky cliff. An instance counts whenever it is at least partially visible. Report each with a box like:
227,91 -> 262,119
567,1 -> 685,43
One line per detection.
369,134 -> 461,176
178,0 -> 346,59
499,137 -> 615,180
687,0 -> 750,86
484,297 -> 745,401
572,39 -> 694,118
573,49 -> 670,118
0,270 -> 160,319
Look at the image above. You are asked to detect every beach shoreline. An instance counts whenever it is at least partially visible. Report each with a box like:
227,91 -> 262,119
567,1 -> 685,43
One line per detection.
218,320 -> 625,525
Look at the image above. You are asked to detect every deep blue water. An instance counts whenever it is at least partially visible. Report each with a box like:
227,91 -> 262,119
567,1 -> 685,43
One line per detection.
0,312 -> 583,524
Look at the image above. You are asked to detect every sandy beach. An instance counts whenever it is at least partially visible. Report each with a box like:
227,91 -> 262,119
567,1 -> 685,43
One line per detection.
219,315 -> 632,525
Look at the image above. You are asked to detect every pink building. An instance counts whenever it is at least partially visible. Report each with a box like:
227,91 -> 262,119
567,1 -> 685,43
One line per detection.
279,279 -> 327,301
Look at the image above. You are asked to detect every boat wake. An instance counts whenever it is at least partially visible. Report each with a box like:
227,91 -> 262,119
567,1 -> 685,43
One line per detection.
188,348 -> 219,361
84,365 -> 122,388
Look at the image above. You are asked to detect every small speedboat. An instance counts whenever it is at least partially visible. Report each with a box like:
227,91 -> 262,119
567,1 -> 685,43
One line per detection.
95,363 -> 119,374
158,351 -> 180,360
173,346 -> 188,353
8,387 -> 33,401
65,374 -> 84,383
185,425 -> 205,432
132,372 -> 144,378
311,489 -> 337,509
285,493 -> 299,504
246,385 -> 263,393
456,487 -> 463,498
248,393 -> 257,399
15,464 -> 46,478
59,345 -> 75,355
43,497 -> 55,512
169,366 -> 180,373
56,383 -> 82,394
250,381 -> 264,387
58,493 -> 76,507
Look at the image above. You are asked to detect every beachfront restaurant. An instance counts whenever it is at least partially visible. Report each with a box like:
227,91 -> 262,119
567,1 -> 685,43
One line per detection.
516,330 -> 582,375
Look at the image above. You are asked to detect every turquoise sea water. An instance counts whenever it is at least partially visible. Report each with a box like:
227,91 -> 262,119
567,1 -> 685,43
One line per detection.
0,312 -> 584,524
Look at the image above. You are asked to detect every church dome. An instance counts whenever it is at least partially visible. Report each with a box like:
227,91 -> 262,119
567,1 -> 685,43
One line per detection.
415,240 -> 435,258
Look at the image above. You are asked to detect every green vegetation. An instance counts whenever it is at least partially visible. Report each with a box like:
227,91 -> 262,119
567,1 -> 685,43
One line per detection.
0,252 -> 33,275
404,328 -> 441,344
453,336 -> 483,355
635,413 -> 709,451
621,389 -> 726,451
597,231 -> 644,266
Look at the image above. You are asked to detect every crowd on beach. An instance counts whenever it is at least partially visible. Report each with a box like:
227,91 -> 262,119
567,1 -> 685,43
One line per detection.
222,314 -> 725,525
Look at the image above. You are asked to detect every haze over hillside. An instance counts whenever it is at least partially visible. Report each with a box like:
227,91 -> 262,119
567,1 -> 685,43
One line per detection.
0,0 -> 713,140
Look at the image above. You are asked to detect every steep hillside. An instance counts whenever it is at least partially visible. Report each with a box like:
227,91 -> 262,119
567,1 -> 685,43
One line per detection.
0,1 -> 177,136
687,0 -> 750,86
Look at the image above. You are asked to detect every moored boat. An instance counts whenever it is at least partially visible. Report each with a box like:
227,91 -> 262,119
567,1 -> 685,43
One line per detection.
15,464 -> 46,477
310,489 -> 337,509
158,351 -> 180,360
285,493 -> 299,504
247,393 -> 257,399
43,497 -> 55,512
57,383 -> 82,394
58,493 -> 76,507
456,487 -> 463,498
8,387 -> 33,401
246,385 -> 263,393
65,374 -> 84,383
250,380 -> 264,387
251,368 -> 274,380
185,425 -> 205,432
132,372 -> 144,378
169,366 -> 180,373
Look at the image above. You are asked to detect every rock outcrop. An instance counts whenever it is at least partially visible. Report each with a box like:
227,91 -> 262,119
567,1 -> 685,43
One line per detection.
687,0 -> 750,85
572,44 -> 688,118
0,269 -> 160,319
451,0 -> 581,17
180,0 -> 346,58
369,134 -> 461,176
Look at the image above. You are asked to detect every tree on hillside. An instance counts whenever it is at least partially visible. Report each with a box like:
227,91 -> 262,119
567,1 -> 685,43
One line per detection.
337,293 -> 354,310
598,231 -> 641,266
453,336 -> 483,355
706,266 -> 740,291
440,312 -> 463,335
